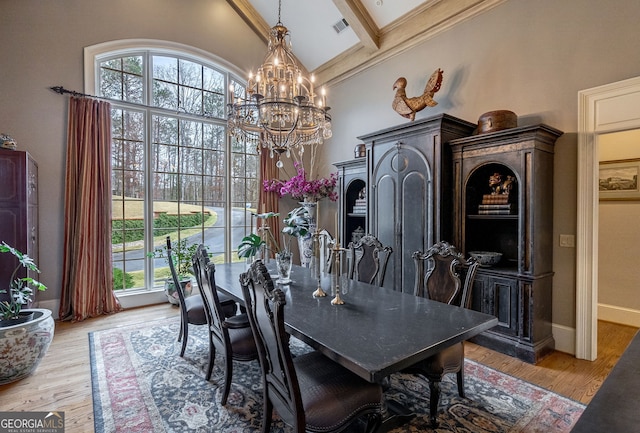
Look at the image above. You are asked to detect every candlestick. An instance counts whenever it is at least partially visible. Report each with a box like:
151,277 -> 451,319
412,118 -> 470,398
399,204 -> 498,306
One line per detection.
331,242 -> 344,305
312,201 -> 326,297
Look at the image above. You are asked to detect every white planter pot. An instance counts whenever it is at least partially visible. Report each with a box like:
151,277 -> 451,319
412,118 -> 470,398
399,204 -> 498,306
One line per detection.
164,277 -> 193,305
0,308 -> 55,385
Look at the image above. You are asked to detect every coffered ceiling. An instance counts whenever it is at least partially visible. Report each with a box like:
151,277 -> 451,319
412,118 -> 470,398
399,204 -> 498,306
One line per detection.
226,0 -> 507,85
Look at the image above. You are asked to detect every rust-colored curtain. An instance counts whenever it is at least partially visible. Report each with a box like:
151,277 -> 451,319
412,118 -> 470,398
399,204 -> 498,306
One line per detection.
59,97 -> 122,321
258,150 -> 280,235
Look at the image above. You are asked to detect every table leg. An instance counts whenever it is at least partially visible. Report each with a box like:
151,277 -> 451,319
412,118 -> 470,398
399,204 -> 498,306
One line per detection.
375,397 -> 416,433
429,379 -> 441,427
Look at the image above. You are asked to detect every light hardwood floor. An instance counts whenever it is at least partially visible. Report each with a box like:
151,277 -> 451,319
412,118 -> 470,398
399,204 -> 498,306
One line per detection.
0,303 -> 637,432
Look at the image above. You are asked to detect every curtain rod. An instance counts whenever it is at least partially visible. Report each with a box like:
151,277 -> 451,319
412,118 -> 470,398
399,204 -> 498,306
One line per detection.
50,86 -> 101,99
49,85 -> 225,122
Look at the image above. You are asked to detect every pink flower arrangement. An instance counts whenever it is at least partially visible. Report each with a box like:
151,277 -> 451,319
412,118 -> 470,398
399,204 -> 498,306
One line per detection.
264,163 -> 338,202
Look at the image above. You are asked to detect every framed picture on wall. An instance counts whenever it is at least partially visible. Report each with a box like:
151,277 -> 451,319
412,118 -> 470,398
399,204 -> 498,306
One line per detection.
599,158 -> 640,201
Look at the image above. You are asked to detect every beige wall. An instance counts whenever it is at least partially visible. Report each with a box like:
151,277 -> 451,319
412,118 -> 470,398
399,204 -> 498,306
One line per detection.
2,0 -> 640,335
321,0 -> 640,331
598,130 -> 640,316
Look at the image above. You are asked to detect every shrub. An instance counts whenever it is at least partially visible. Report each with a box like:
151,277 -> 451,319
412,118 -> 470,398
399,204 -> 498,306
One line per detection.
112,268 -> 134,290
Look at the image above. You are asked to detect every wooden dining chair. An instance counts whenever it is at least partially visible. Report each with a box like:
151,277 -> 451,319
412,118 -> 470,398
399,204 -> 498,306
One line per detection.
192,244 -> 258,405
240,260 -> 383,433
405,240 -> 479,426
348,234 -> 392,286
166,237 -> 237,358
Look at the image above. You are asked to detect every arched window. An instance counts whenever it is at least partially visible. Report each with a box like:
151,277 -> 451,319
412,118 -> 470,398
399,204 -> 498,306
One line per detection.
86,40 -> 257,301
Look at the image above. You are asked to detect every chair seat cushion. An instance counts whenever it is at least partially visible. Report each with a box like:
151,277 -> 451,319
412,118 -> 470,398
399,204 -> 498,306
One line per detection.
228,325 -> 258,360
294,351 -> 382,431
224,313 -> 250,328
184,294 -> 207,325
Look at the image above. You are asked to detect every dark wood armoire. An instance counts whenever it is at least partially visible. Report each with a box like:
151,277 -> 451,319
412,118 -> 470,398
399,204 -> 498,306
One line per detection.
0,149 -> 39,304
354,114 -> 476,293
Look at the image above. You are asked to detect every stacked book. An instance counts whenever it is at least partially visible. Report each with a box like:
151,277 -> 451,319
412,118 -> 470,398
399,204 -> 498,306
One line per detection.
478,194 -> 514,215
352,198 -> 367,215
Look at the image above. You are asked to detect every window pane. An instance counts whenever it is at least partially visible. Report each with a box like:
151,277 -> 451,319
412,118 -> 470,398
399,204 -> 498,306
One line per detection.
100,50 -> 257,296
153,81 -> 178,110
204,91 -> 224,118
100,68 -> 123,100
180,120 -> 201,149
179,59 -> 201,88
153,56 -> 178,83
153,115 -> 178,145
124,73 -> 143,104
180,86 -> 203,115
204,149 -> 225,177
182,147 -> 202,175
123,56 -> 143,74
153,172 -> 180,201
203,123 -> 225,150
203,67 -> 224,93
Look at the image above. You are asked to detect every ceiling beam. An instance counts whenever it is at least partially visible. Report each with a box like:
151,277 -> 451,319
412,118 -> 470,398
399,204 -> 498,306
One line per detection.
315,0 -> 508,86
332,0 -> 379,51
225,0 -> 271,44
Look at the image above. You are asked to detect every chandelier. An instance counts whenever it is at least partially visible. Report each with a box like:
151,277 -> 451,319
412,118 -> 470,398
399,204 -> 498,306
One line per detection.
227,0 -> 332,160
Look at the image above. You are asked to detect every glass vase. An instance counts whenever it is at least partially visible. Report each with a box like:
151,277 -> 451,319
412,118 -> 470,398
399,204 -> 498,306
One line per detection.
298,201 -> 317,268
275,251 -> 293,284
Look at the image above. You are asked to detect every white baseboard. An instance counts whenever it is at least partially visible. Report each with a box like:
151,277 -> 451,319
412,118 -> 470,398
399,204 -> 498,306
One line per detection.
598,303 -> 640,328
551,306 -> 640,357
552,323 -> 576,355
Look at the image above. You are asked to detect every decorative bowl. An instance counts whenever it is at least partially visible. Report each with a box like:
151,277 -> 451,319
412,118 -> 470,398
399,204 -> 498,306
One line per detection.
468,251 -> 502,266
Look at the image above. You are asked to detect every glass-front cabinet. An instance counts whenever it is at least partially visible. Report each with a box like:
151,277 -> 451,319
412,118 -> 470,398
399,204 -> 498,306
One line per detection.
334,158 -> 367,247
451,124 -> 563,363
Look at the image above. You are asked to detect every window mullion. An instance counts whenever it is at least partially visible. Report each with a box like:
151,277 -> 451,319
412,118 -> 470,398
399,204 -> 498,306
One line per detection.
144,52 -> 158,291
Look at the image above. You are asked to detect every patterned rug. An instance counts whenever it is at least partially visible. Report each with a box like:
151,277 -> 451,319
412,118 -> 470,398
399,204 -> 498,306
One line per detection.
89,318 -> 584,433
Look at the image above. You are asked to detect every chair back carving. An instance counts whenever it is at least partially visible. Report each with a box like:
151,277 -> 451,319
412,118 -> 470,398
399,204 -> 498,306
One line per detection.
348,234 -> 392,286
192,245 -> 229,348
240,260 -> 304,427
413,241 -> 478,308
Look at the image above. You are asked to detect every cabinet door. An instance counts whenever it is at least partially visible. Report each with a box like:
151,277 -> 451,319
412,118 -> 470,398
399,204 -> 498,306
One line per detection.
474,273 -> 519,336
371,144 -> 431,292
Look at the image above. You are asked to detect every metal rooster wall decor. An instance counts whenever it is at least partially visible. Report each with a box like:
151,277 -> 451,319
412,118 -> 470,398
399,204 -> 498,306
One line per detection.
392,68 -> 443,121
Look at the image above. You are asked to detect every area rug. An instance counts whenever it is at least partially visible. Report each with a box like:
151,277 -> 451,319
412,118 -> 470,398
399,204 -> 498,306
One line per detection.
89,318 -> 584,433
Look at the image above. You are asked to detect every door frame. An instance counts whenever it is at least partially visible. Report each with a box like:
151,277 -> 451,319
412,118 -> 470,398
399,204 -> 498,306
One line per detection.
576,75 -> 640,360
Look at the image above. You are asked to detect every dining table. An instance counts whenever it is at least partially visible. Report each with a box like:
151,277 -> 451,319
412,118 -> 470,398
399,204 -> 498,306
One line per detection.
214,260 -> 498,429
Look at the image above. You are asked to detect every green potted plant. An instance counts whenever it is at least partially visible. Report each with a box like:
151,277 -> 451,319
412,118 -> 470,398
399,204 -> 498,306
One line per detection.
0,241 -> 54,385
148,238 -> 199,305
237,212 -> 281,260
0,242 -> 47,325
237,208 -> 311,284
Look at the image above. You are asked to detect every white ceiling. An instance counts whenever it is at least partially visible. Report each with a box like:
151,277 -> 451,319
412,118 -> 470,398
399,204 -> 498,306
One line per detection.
245,0 -> 426,71
229,0 -> 506,85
